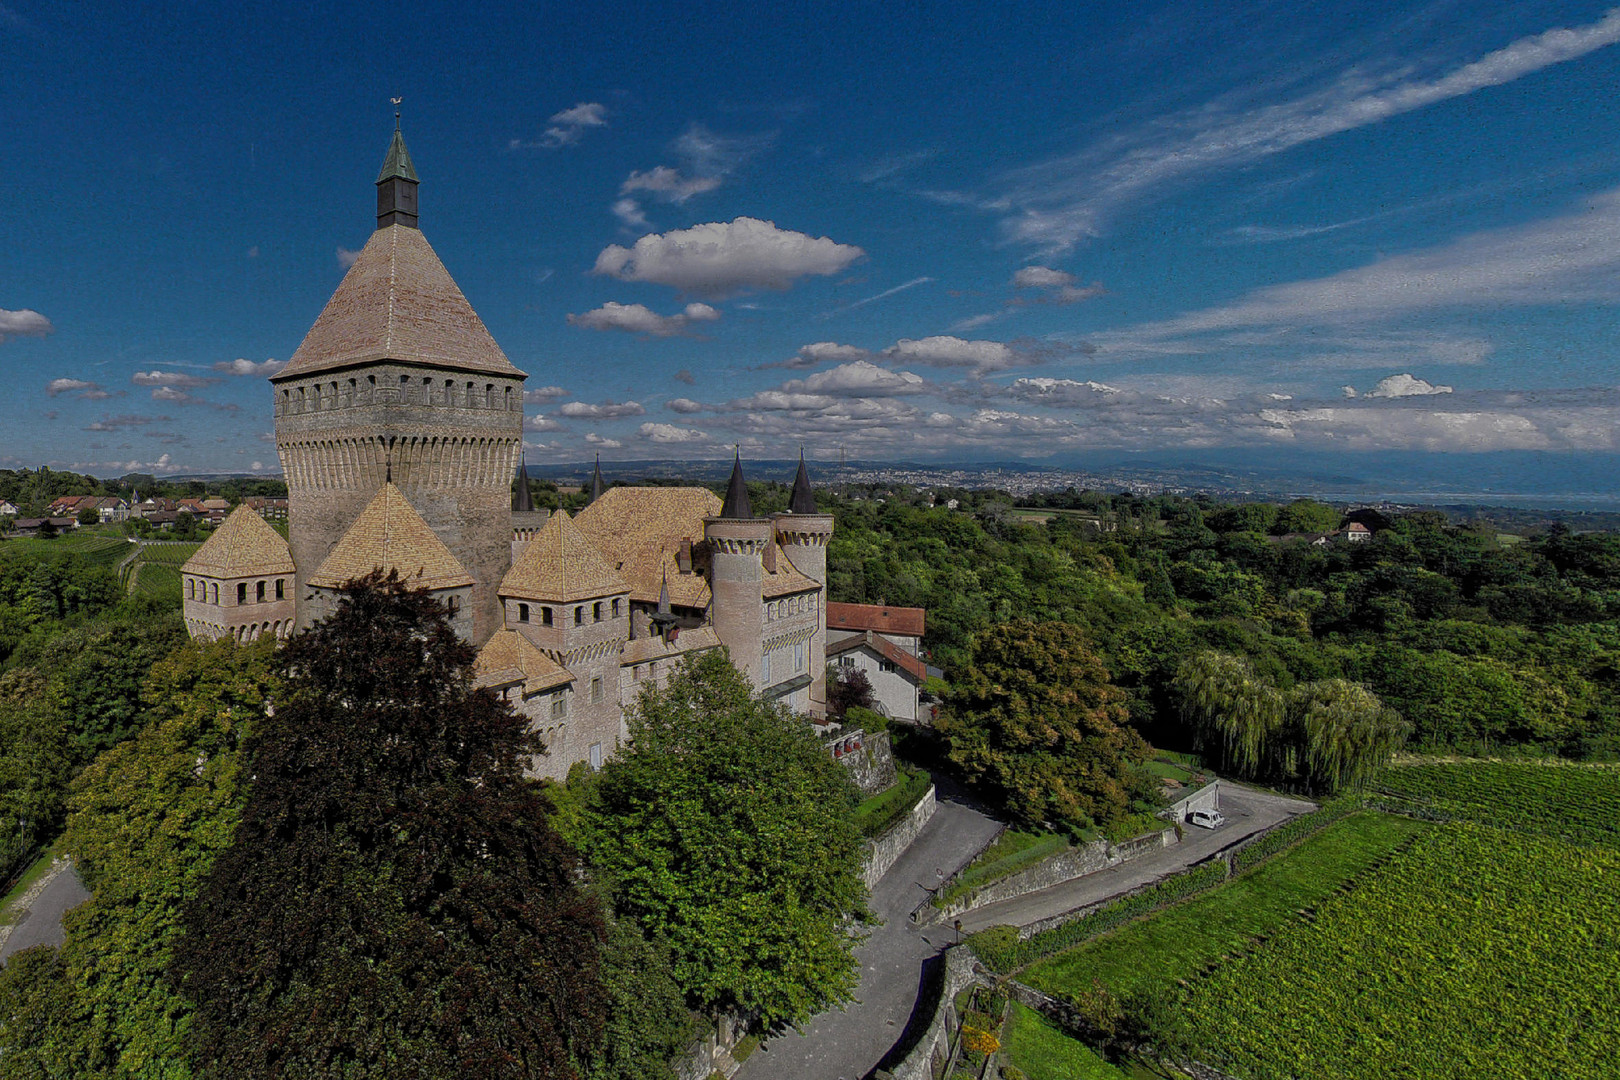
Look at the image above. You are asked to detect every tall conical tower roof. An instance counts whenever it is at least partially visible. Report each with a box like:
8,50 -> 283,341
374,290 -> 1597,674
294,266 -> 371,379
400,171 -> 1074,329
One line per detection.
588,454 -> 605,503
376,128 -> 418,183
307,482 -> 474,590
513,458 -> 534,513
720,452 -> 752,519
788,450 -> 816,514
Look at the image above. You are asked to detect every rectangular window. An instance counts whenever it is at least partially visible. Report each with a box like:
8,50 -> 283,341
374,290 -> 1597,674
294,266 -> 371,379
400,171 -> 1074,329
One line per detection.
518,603 -> 530,623
591,676 -> 603,703
575,606 -> 584,625
880,660 -> 897,673
550,695 -> 567,719
237,582 -> 247,605
275,579 -> 284,600
762,651 -> 771,684
795,643 -> 805,672
256,581 -> 265,602
612,598 -> 621,618
542,606 -> 553,626
593,601 -> 603,622
589,742 -> 603,770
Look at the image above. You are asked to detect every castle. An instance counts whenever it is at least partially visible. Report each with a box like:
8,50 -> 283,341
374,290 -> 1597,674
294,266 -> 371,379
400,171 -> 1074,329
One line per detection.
179,127 -> 834,780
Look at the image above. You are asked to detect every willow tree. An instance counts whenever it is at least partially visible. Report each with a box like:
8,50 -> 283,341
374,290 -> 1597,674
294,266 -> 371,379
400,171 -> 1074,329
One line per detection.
1289,679 -> 1409,792
1173,650 -> 1285,779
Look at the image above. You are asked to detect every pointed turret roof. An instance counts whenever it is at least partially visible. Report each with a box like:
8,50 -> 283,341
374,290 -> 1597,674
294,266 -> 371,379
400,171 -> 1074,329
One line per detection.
657,569 -> 671,615
376,128 -> 418,183
307,482 -> 474,590
182,506 -> 295,578
500,510 -> 627,602
474,630 -> 574,695
513,458 -> 534,513
589,454 -> 605,503
274,224 -> 524,382
789,450 -> 816,514
720,452 -> 752,519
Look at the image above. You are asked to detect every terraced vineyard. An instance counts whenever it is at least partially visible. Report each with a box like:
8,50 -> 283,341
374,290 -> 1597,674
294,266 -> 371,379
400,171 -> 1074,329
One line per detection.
1,533 -> 130,565
129,563 -> 184,602
1372,760 -> 1620,845
135,542 -> 203,566
1186,823 -> 1620,1080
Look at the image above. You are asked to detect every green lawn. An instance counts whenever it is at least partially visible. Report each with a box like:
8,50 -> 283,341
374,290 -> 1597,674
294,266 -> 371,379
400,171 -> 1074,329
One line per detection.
851,766 -> 931,838
937,829 -> 1069,907
1003,1003 -> 1128,1080
1023,811 -> 1428,1000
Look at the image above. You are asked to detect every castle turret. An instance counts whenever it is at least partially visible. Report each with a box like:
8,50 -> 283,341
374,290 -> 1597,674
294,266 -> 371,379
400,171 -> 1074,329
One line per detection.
774,452 -> 834,714
272,126 -> 526,642
704,453 -> 771,689
180,506 -> 297,643
588,454 -> 605,503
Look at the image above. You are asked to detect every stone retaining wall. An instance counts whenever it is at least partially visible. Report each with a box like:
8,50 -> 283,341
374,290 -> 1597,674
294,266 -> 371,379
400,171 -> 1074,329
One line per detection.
836,728 -> 898,797
863,783 -> 937,890
872,945 -> 987,1080
922,829 -> 1173,926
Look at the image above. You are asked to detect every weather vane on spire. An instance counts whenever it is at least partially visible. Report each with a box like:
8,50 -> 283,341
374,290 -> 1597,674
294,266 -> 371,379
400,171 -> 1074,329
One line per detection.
391,96 -> 403,130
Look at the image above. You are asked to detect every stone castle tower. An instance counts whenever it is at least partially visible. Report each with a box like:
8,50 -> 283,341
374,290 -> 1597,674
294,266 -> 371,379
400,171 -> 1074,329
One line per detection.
773,453 -> 834,706
270,126 -> 525,642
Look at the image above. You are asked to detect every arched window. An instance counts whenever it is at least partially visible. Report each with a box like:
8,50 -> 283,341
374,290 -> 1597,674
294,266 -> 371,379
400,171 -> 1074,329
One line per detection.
518,603 -> 530,623
276,579 -> 284,600
256,581 -> 266,602
210,582 -> 219,604
237,582 -> 247,605
611,598 -> 621,618
542,606 -> 553,626
593,601 -> 603,622
186,578 -> 194,600
574,606 -> 583,625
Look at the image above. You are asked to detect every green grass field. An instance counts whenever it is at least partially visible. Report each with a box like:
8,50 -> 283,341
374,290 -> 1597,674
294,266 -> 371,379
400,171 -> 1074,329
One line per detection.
1003,1003 -> 1127,1080
1373,760 -> 1620,845
134,542 -> 203,565
129,563 -> 184,602
0,533 -> 130,565
1022,811 -> 1426,1001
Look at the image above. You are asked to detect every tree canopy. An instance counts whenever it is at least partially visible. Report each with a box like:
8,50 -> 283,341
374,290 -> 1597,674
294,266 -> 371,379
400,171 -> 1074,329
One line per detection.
169,573 -> 608,1080
566,649 -> 867,1030
938,621 -> 1153,832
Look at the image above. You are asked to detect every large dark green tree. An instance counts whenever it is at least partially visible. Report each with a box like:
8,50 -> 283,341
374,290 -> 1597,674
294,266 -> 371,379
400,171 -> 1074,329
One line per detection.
570,649 -> 867,1030
169,573 -> 608,1079
938,621 -> 1153,831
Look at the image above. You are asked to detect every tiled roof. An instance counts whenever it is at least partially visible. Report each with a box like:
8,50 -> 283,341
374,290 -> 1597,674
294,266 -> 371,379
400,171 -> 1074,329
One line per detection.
501,510 -> 627,602
474,629 -> 574,694
275,224 -> 525,381
307,482 -> 474,590
182,506 -> 296,579
573,487 -> 718,609
827,630 -> 929,683
763,544 -> 820,598
826,601 -> 925,637
621,625 -> 721,666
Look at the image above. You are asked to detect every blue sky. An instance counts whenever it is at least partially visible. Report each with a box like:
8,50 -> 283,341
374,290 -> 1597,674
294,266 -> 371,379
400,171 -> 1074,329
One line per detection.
4,1 -> 1620,477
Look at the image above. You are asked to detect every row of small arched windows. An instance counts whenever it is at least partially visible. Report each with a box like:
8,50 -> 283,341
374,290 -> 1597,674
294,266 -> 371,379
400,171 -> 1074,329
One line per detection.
766,594 -> 816,621
186,577 -> 287,605
515,598 -> 622,626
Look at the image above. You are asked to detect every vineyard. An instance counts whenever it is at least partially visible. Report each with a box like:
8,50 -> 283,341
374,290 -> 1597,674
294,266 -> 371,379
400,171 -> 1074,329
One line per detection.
1371,760 -> 1620,845
1185,823 -> 1620,1079
128,563 -> 184,602
1,533 -> 130,566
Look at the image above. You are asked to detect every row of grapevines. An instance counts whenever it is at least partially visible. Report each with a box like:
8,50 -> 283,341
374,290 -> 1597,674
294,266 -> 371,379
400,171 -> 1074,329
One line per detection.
136,542 -> 203,565
1229,796 -> 1362,875
1185,823 -> 1620,1080
1372,761 -> 1620,846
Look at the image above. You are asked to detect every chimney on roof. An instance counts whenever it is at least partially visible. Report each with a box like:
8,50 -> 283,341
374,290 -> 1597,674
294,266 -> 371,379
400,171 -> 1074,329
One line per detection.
376,122 -> 420,230
720,451 -> 752,519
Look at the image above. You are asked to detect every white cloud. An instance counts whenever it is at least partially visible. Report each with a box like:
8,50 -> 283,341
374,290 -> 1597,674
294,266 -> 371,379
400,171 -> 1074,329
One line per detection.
524,386 -> 569,404
46,378 -> 109,399
667,397 -> 705,414
559,399 -> 647,419
638,422 -> 709,443
336,247 -> 361,269
1364,374 -> 1454,398
774,341 -> 871,369
672,124 -> 771,177
521,102 -> 609,149
1,308 -> 54,342
567,301 -> 721,337
85,413 -> 167,432
1000,9 -> 1620,250
1013,266 -> 1075,289
593,217 -> 864,298
132,370 -> 217,389
612,199 -> 650,230
621,166 -> 723,204
525,414 -> 564,432
584,433 -> 623,448
951,312 -> 1004,332
881,336 -> 1025,374
783,360 -> 926,397
1004,377 -> 1120,405
213,358 -> 286,377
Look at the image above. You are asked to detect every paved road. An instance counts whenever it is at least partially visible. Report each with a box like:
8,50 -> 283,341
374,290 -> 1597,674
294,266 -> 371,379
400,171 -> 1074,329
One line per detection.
956,784 -> 1315,934
737,779 -> 1002,1080
0,862 -> 91,964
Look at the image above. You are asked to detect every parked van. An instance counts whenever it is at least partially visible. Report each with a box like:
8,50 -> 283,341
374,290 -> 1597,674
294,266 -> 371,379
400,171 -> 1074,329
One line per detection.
1189,809 -> 1225,829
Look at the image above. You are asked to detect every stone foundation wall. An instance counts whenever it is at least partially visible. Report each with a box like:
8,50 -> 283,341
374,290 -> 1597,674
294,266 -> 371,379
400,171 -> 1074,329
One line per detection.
862,783 -> 936,890
924,829 -> 1173,926
872,945 -> 987,1080
835,728 -> 897,796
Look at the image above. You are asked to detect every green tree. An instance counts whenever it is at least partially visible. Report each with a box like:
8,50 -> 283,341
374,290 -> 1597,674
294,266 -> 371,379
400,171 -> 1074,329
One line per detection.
1174,651 -> 1285,778
0,636 -> 278,1078
1286,679 -> 1409,792
170,574 -> 607,1079
586,921 -> 696,1080
572,650 -> 866,1030
939,621 -> 1152,831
